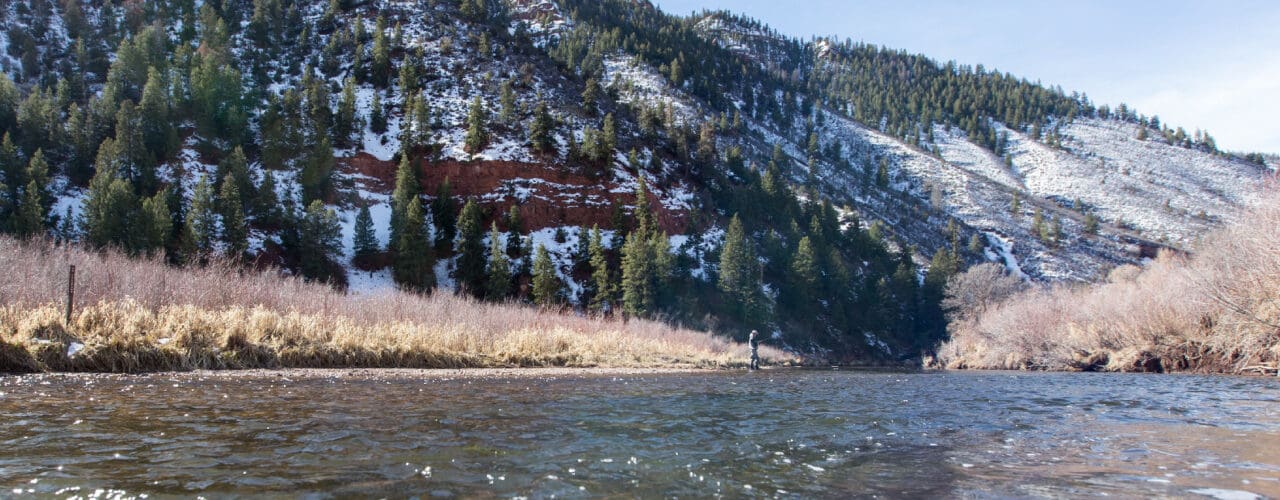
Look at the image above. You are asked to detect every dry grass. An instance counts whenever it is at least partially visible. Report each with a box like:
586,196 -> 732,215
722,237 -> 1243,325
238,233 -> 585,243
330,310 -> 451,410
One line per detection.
0,240 -> 790,373
935,190 -> 1280,375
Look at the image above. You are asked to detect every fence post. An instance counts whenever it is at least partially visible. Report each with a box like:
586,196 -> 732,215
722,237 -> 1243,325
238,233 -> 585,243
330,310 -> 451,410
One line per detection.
65,264 -> 76,326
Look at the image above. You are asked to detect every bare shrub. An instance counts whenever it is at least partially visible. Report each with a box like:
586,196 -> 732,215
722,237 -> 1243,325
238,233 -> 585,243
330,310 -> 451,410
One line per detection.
937,190 -> 1280,375
942,263 -> 1028,323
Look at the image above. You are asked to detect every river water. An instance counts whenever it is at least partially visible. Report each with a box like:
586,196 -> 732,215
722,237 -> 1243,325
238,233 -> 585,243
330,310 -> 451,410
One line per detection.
2,369 -> 1278,498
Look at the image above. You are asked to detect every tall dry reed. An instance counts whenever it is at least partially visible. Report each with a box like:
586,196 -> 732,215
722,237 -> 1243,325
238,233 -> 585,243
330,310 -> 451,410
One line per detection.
936,190 -> 1280,374
0,240 -> 789,372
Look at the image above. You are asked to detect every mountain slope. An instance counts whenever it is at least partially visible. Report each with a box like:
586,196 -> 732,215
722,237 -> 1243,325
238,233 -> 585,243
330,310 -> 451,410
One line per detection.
0,0 -> 1272,361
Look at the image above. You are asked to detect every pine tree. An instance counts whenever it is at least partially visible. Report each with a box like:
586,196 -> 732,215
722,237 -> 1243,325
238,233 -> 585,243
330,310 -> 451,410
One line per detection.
455,198 -> 486,296
581,77 -> 600,115
632,177 -> 655,235
353,205 -> 379,261
718,214 -> 763,325
485,222 -> 511,300
81,156 -> 141,251
1010,192 -> 1022,216
256,169 -> 281,227
587,225 -> 612,312
432,178 -> 456,246
498,80 -> 516,125
394,200 -> 435,292
531,244 -> 561,306
529,100 -> 554,153
114,99 -> 157,194
297,200 -> 345,285
13,181 -> 45,237
505,205 -> 523,256
790,236 -> 819,306
370,15 -> 391,88
138,67 -> 176,161
336,77 -> 358,147
370,92 -> 387,135
140,190 -> 172,256
601,113 -> 617,160
620,229 -> 654,317
300,137 -> 334,205
216,146 -> 253,211
185,175 -> 219,255
1083,213 -> 1100,235
219,173 -> 248,258
464,96 -> 489,154
1031,206 -> 1046,241
389,155 -> 419,250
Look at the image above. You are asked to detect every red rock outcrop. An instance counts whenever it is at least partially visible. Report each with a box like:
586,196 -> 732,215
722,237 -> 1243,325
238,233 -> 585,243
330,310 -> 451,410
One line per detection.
338,153 -> 688,233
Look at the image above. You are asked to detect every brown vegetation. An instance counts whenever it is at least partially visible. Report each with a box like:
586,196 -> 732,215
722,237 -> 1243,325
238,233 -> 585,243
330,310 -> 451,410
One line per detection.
935,191 -> 1280,375
0,239 -> 787,373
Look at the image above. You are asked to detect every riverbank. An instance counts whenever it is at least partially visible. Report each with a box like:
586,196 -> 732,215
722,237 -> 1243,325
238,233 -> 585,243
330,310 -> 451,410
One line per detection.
934,190 -> 1280,376
0,239 -> 791,374
1,366 -> 730,382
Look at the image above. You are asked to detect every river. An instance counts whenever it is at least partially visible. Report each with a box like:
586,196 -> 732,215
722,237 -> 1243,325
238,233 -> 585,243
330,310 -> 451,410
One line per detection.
2,369 -> 1278,498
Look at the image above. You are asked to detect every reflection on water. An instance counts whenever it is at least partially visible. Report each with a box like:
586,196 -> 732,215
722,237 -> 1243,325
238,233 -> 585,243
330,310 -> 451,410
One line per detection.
1,370 -> 1278,498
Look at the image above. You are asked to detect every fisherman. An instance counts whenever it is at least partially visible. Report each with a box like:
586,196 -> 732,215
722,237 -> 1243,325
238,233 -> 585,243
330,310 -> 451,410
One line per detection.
749,330 -> 762,371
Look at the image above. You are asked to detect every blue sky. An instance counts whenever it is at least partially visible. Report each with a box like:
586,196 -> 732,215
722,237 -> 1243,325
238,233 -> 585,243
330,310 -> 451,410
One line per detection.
652,0 -> 1280,154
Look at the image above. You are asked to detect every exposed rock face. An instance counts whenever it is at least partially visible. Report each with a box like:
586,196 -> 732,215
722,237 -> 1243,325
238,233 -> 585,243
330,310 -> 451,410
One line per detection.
340,153 -> 688,234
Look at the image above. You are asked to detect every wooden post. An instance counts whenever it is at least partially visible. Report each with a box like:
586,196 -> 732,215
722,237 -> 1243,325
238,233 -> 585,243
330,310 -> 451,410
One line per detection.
65,264 -> 76,325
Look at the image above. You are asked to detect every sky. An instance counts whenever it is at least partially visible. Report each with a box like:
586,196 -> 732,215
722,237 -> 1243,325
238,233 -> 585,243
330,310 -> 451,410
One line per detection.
652,0 -> 1280,154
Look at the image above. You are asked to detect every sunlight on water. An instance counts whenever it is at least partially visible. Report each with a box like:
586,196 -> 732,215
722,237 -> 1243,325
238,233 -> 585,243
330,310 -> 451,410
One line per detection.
1,370 -> 1278,497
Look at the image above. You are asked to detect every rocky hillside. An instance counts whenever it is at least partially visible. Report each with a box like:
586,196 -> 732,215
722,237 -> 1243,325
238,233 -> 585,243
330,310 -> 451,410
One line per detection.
0,0 -> 1272,359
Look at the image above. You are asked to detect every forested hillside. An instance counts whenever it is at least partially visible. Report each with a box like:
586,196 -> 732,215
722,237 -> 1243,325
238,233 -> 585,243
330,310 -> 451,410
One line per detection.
0,0 -> 1271,362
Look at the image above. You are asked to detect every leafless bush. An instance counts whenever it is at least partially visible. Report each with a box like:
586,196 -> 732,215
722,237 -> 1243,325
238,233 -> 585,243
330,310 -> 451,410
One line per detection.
937,190 -> 1280,374
942,263 -> 1028,323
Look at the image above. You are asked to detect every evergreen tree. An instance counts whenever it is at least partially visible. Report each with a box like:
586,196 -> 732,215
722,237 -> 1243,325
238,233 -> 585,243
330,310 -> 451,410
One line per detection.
140,189 -> 172,256
255,169 -> 281,227
370,15 -> 391,88
455,198 -> 487,296
138,67 -> 176,161
185,174 -> 219,255
530,244 -> 561,306
393,200 -> 435,292
581,77 -> 600,115
216,146 -> 253,211
300,137 -> 335,205
13,181 -> 45,238
601,113 -> 617,158
587,225 -> 612,312
529,100 -> 554,153
432,178 -> 456,246
464,96 -> 489,154
388,155 -> 419,250
335,77 -> 358,147
1083,213 -> 1100,235
297,200 -> 345,285
718,214 -> 764,325
788,236 -> 819,310
353,205 -> 379,261
370,92 -> 387,135
485,222 -> 511,300
113,99 -> 157,194
498,80 -> 516,125
620,228 -> 654,317
219,173 -> 248,258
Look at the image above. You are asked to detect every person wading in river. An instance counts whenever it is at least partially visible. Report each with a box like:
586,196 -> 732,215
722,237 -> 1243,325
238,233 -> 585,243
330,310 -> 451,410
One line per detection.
749,330 -> 764,371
